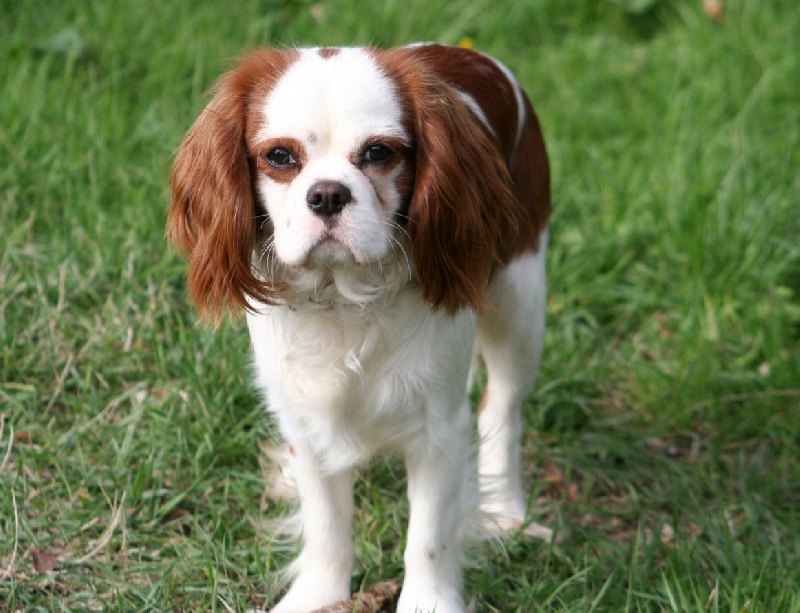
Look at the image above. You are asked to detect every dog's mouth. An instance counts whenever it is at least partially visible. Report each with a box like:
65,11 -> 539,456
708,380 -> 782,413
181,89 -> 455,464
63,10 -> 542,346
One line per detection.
304,232 -> 359,267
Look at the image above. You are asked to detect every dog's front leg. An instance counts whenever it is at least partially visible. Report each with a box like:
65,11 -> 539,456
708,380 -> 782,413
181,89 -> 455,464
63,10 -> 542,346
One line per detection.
271,441 -> 354,612
397,398 -> 471,613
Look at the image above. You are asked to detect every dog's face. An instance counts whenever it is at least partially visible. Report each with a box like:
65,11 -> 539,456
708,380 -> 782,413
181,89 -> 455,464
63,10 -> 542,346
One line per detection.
253,49 -> 413,269
169,46 -> 521,321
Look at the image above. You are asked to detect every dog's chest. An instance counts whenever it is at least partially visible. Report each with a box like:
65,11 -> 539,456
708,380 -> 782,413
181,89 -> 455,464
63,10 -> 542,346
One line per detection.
247,295 -> 476,468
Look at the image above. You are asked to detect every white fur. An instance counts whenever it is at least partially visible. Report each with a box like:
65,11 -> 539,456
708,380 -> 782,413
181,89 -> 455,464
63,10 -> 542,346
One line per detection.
255,48 -> 409,269
476,233 -> 548,531
243,47 -> 548,613
248,287 -> 477,613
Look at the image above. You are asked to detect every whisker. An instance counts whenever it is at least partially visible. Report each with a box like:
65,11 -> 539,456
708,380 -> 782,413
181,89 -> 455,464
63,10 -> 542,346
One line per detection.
393,211 -> 416,229
379,219 -> 413,280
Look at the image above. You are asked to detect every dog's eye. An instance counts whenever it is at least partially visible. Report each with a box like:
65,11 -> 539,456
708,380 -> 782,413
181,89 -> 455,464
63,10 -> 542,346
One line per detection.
265,148 -> 296,168
362,144 -> 393,164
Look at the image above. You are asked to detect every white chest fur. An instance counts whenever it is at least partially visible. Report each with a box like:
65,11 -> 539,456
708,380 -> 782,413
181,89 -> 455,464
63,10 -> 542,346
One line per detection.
246,287 -> 476,472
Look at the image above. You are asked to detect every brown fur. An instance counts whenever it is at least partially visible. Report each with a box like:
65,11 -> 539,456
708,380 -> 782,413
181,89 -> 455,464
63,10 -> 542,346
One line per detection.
508,93 -> 551,254
379,48 -> 517,313
379,45 -> 550,313
168,49 -> 297,323
396,44 -> 551,258
317,47 -> 341,59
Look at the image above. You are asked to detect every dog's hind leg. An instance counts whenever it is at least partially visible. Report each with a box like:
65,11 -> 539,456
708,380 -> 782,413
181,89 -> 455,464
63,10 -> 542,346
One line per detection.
475,234 -> 550,539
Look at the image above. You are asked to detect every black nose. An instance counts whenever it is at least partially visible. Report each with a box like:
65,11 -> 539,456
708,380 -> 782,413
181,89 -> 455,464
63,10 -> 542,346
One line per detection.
306,181 -> 352,218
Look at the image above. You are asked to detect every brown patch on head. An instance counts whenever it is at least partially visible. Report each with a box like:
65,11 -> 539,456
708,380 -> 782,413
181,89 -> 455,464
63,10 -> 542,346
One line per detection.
253,136 -> 306,184
350,136 -> 410,172
168,47 -> 299,324
350,136 -> 413,212
317,47 -> 341,59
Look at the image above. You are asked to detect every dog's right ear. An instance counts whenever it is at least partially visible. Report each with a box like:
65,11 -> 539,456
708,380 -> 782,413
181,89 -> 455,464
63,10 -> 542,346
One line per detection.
168,49 -> 295,324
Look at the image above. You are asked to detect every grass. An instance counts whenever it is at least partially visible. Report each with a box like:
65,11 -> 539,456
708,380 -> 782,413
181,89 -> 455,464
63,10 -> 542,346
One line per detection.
1,0 -> 798,610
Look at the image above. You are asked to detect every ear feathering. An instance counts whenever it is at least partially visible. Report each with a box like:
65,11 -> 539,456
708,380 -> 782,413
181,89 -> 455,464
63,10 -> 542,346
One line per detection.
167,49 -> 294,323
383,51 -> 521,314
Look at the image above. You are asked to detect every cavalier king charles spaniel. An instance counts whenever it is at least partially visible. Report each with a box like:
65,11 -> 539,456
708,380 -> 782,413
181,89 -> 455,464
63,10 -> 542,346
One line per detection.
169,43 -> 550,613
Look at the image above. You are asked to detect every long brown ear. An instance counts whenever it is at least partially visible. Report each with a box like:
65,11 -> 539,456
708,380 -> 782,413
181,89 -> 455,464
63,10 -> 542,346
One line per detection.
406,76 -> 520,314
168,51 -> 285,324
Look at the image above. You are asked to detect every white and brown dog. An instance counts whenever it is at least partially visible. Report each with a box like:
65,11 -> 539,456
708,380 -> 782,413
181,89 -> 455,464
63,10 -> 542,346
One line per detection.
169,43 -> 550,613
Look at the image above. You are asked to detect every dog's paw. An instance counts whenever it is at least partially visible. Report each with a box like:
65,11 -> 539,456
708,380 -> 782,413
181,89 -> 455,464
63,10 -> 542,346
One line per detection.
396,582 -> 465,613
479,499 -> 553,542
268,576 -> 350,613
482,512 -> 553,540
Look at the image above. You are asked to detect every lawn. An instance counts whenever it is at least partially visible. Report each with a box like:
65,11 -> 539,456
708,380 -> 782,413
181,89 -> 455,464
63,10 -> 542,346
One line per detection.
1,0 -> 798,611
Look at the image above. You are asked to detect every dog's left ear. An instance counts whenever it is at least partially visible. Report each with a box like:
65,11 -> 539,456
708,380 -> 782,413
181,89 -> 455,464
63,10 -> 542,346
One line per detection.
395,58 -> 520,314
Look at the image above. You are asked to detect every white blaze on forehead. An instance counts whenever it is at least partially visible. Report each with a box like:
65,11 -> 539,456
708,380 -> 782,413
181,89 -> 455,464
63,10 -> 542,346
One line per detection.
259,48 -> 408,148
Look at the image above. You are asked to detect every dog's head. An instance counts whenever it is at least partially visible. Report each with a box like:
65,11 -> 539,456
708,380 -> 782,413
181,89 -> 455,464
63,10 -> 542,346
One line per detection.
169,46 -> 519,322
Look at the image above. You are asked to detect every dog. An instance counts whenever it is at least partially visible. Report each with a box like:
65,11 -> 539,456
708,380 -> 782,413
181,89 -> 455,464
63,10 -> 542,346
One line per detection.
169,43 -> 550,613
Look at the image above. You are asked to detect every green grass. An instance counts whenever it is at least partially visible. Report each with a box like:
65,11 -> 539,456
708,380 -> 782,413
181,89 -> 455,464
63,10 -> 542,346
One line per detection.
1,0 -> 798,610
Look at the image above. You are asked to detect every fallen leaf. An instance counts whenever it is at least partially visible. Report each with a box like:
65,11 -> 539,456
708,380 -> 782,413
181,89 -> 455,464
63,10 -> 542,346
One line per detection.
31,548 -> 59,574
541,460 -> 564,486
